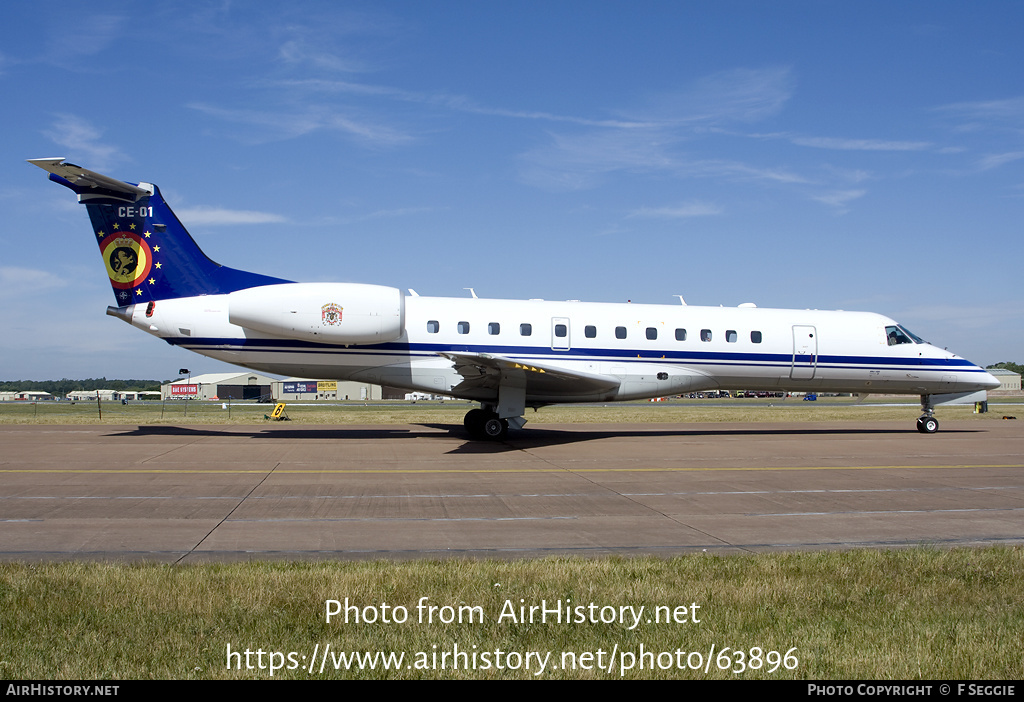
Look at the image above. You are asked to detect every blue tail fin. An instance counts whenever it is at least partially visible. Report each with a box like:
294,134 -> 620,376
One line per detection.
29,158 -> 290,305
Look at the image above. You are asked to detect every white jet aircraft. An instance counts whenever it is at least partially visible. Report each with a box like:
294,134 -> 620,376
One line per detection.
30,158 -> 999,440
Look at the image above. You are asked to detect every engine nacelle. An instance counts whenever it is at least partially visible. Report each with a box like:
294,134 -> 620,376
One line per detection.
228,283 -> 404,344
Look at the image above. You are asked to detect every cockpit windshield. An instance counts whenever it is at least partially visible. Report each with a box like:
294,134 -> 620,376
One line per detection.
886,325 -> 926,346
898,325 -> 925,344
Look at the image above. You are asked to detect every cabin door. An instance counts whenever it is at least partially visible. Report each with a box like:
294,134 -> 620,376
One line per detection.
790,325 -> 817,379
551,318 -> 570,351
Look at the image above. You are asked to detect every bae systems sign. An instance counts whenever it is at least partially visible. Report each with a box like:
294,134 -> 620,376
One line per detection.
170,384 -> 198,396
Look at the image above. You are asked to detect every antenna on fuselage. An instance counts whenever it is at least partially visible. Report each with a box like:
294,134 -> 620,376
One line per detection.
674,295 -> 687,305
464,288 -> 478,298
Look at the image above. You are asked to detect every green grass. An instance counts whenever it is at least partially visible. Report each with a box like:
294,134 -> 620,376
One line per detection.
1,396 -> 1020,425
1,550 -> 1022,679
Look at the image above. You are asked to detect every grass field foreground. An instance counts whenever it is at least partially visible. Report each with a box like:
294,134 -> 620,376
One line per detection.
1,550 -> 1022,679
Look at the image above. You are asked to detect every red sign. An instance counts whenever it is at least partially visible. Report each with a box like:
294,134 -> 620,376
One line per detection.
170,384 -> 198,396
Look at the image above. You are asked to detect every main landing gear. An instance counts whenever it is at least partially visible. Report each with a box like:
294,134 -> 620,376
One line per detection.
916,395 -> 939,434
464,407 -> 509,441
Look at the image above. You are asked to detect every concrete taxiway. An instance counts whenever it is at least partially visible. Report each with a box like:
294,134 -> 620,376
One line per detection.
0,421 -> 1022,562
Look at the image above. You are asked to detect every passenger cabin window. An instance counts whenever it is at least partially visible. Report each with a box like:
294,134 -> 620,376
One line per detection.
615,326 -> 627,340
751,331 -> 762,344
427,320 -> 439,333
675,328 -> 687,341
554,324 -> 567,338
585,325 -> 597,339
488,322 -> 500,335
726,330 -> 737,343
520,323 -> 532,336
646,327 -> 658,340
458,321 -> 470,334
700,329 -> 712,342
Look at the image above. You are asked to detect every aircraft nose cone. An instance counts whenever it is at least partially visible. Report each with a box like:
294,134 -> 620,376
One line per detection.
981,371 -> 1001,390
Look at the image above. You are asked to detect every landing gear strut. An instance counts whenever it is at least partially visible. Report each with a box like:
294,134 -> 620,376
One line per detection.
462,374 -> 528,441
917,395 -> 939,434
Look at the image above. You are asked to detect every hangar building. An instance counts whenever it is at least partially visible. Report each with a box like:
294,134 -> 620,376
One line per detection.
272,379 -> 383,402
988,368 -> 1022,393
0,391 -> 54,402
160,372 -> 276,401
65,390 -> 160,401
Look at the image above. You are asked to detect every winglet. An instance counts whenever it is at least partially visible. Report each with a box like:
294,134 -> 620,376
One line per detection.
27,158 -> 152,201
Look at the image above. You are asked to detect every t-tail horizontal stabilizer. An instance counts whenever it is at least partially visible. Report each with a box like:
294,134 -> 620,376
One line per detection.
27,158 -> 152,202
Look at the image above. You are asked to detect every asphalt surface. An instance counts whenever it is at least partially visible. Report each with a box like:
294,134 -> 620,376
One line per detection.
1,420 -> 1022,562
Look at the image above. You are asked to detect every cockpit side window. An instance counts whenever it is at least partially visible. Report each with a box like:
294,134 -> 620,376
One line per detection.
885,325 -> 914,346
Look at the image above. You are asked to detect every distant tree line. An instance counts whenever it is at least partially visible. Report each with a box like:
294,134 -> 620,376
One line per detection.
0,378 -> 167,394
986,362 -> 1023,376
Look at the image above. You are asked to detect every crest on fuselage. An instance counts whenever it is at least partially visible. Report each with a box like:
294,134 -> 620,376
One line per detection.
322,303 -> 343,326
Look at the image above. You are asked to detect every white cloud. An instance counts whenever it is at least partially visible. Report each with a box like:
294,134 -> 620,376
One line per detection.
273,78 -> 652,129
43,14 -> 125,66
791,136 -> 932,151
698,160 -> 810,185
0,267 -> 69,298
518,128 -> 683,190
936,97 -> 1024,123
810,189 -> 866,211
520,131 -> 815,192
277,40 -> 367,73
517,67 -> 805,191
275,67 -> 794,135
41,114 -> 127,171
616,67 -> 795,126
355,206 -> 438,221
175,207 -> 287,226
188,102 -> 412,147
628,202 -> 723,219
975,151 -> 1024,171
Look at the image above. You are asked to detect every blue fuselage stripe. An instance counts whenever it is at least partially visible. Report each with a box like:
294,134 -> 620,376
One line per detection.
167,337 -> 986,373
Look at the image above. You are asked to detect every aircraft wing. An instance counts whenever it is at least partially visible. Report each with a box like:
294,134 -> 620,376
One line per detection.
438,351 -> 621,397
27,158 -> 151,200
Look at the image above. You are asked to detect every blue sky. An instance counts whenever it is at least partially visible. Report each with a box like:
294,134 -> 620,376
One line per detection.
2,1 -> 1021,380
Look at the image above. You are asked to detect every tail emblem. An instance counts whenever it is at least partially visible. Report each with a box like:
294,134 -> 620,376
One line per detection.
100,230 -> 153,291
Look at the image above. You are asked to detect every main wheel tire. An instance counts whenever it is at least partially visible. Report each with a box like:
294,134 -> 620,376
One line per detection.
481,416 -> 508,441
464,409 -> 486,437
916,416 -> 939,434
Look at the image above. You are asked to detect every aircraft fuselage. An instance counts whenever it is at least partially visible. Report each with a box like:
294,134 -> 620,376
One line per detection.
122,292 -> 994,404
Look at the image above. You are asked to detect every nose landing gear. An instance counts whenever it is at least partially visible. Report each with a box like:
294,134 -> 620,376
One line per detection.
917,395 -> 939,433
